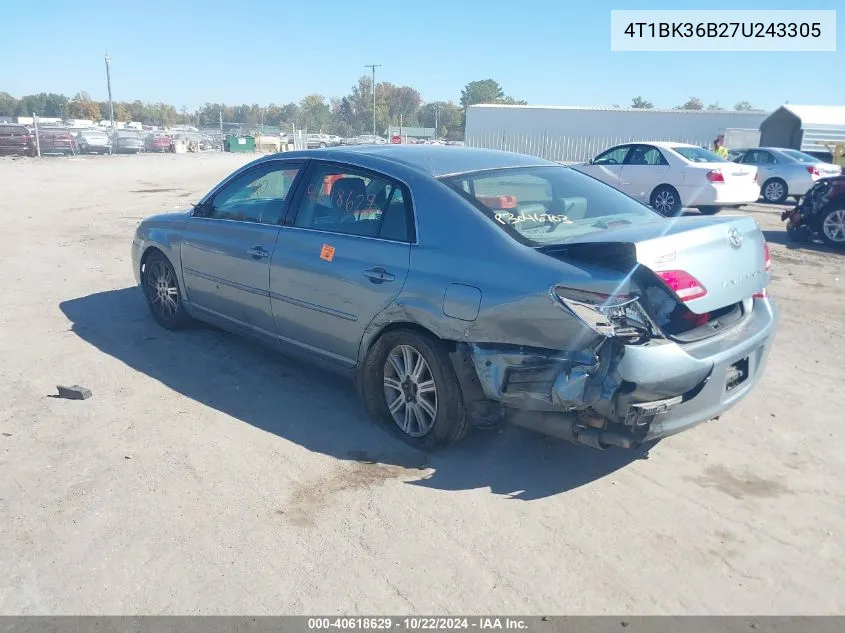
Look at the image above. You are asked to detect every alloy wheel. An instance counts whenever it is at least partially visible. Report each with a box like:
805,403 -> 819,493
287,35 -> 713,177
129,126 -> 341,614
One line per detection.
383,344 -> 438,437
653,190 -> 675,215
765,181 -> 785,203
145,260 -> 179,319
822,209 -> 845,243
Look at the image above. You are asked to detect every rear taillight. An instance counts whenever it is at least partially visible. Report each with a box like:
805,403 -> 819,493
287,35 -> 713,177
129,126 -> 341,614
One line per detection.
655,270 -> 708,302
706,169 -> 725,183
807,166 -> 820,177
552,286 -> 659,343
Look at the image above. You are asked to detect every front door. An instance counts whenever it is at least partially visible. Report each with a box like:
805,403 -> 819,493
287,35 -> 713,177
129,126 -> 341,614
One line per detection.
269,161 -> 413,366
577,144 -> 632,191
180,160 -> 305,335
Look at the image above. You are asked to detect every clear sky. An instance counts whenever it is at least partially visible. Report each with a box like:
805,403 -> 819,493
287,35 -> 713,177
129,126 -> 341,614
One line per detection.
1,0 -> 841,111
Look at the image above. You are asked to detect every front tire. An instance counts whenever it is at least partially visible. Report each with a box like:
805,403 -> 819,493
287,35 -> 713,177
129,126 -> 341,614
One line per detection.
698,206 -> 722,215
361,329 -> 471,450
819,207 -> 845,248
762,178 -> 788,204
650,185 -> 682,216
142,251 -> 192,330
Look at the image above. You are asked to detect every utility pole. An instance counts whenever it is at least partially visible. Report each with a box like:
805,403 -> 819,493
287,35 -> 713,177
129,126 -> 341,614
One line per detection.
364,64 -> 381,137
105,53 -> 114,153
434,103 -> 439,140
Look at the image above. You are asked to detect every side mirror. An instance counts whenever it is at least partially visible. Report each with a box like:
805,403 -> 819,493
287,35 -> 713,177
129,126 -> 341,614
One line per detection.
587,159 -> 593,165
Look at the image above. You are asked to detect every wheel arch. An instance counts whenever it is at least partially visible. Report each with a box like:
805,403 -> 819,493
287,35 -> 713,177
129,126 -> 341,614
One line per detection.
138,242 -> 187,301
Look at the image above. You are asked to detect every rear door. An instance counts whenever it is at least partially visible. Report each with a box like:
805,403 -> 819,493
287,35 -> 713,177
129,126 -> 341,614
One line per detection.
619,144 -> 671,203
269,160 -> 413,366
180,159 -> 305,336
740,149 -> 777,184
576,145 -> 631,191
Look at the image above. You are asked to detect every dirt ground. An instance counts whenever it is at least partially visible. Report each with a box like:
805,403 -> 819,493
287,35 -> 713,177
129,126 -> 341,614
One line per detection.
0,152 -> 843,615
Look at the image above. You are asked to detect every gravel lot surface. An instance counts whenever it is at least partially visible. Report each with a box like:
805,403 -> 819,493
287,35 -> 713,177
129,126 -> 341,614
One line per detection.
1,152 -> 842,614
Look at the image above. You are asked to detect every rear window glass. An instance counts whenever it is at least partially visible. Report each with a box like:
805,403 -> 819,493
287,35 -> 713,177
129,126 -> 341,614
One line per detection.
780,149 -> 819,163
439,165 -> 661,246
671,146 -> 725,163
0,126 -> 28,136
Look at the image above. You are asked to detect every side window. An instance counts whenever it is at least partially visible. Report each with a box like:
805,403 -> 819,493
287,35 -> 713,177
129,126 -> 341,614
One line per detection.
759,151 -> 777,164
593,146 -> 630,165
742,150 -> 761,164
209,162 -> 302,224
626,146 -> 667,166
293,164 -> 411,240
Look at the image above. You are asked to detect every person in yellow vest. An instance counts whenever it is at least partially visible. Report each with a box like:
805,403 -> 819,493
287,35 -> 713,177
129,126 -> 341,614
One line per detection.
713,136 -> 729,159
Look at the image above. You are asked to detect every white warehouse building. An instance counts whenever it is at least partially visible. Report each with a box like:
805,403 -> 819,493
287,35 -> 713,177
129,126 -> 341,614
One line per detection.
464,104 -> 770,163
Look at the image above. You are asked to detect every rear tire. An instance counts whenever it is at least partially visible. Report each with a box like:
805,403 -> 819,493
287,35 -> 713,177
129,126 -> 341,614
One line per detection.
650,185 -> 682,216
141,251 -> 192,330
360,329 -> 471,450
818,207 -> 845,248
762,178 -> 788,204
698,206 -> 722,215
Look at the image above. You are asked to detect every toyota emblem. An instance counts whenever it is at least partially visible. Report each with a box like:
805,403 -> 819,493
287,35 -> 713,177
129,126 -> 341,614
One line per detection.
728,227 -> 743,249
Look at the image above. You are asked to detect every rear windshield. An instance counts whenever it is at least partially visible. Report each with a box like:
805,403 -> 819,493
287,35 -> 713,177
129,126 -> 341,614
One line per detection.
0,126 -> 28,136
779,149 -> 819,163
671,146 -> 725,163
439,165 -> 662,245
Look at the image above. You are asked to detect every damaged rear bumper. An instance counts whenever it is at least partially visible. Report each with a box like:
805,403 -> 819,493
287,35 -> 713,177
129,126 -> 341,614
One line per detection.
452,298 -> 778,449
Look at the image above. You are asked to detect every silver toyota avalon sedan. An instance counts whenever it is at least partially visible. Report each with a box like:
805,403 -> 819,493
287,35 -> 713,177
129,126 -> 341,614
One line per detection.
132,145 -> 778,451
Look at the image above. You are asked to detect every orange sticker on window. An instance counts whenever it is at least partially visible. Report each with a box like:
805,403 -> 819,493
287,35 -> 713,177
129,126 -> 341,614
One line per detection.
320,244 -> 336,262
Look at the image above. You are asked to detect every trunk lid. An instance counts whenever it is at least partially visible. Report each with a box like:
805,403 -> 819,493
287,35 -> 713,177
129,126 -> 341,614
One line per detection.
550,215 -> 769,314
691,161 -> 756,185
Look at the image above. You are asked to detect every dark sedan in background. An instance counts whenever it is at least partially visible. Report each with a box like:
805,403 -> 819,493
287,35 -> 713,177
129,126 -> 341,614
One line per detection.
132,146 -> 777,452
111,130 -> 145,154
0,124 -> 36,156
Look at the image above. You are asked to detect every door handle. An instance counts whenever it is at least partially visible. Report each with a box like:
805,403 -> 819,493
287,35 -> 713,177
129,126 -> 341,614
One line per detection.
246,246 -> 270,259
362,267 -> 395,283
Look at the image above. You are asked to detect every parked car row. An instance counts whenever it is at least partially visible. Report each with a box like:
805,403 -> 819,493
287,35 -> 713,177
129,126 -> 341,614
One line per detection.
574,142 -> 760,216
0,124 -> 226,156
727,146 -> 843,204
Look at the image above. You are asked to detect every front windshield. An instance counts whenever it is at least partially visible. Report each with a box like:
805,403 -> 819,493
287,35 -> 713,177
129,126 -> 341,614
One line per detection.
780,149 -> 819,163
671,146 -> 726,163
439,165 -> 662,246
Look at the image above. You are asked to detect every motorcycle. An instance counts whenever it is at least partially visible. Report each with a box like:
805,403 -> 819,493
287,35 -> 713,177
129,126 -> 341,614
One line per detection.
782,175 -> 845,249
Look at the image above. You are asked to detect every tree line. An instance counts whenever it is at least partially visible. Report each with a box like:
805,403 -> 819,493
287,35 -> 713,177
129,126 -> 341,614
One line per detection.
628,96 -> 762,111
0,78 -> 523,139
0,80 -> 762,139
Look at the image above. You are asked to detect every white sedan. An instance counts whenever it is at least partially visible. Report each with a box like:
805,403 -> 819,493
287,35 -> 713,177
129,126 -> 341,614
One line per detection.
574,141 -> 761,215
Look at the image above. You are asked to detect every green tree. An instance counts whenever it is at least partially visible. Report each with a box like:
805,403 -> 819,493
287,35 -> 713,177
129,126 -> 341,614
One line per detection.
418,101 -> 461,135
460,79 -> 505,109
297,94 -> 331,132
69,92 -> 101,120
706,102 -> 722,111
0,92 -> 18,117
734,100 -> 755,111
675,97 -> 704,110
631,96 -> 653,109
113,102 -> 130,122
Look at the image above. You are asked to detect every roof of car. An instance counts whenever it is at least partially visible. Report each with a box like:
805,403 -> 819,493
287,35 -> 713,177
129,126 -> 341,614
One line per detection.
259,145 -> 556,177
